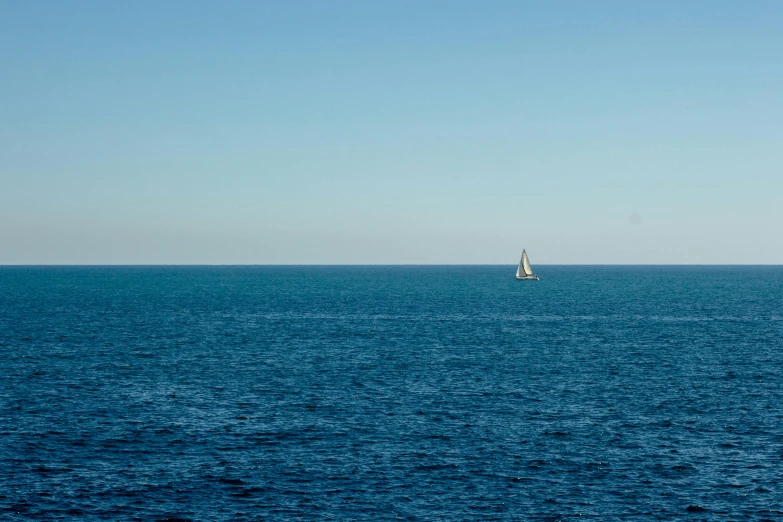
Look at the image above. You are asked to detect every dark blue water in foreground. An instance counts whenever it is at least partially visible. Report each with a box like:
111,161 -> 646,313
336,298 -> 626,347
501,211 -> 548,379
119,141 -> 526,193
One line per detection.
1,266 -> 782,520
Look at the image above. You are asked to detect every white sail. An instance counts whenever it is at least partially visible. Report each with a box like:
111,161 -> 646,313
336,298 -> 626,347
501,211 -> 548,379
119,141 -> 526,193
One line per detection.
522,250 -> 534,276
516,252 -> 525,278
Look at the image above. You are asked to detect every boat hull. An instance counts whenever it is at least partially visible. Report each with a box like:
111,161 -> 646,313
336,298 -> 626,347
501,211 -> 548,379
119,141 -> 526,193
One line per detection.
516,275 -> 539,280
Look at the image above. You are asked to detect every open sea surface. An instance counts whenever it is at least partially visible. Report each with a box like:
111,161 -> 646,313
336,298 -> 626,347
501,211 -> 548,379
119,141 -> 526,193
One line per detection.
1,265 -> 782,520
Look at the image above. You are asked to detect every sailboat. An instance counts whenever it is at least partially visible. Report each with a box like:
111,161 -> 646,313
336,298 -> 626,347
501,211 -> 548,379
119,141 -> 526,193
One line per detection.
516,249 -> 540,280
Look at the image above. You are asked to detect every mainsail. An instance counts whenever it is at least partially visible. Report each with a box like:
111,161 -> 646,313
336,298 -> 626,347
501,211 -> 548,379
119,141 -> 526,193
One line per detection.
516,249 -> 536,278
516,252 -> 525,278
522,250 -> 534,276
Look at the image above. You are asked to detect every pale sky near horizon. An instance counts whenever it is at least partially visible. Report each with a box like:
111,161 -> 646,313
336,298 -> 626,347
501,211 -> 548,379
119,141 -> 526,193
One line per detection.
1,1 -> 782,264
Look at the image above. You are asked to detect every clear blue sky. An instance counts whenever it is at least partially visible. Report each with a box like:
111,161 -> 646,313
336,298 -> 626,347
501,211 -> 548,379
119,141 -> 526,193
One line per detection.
1,1 -> 781,264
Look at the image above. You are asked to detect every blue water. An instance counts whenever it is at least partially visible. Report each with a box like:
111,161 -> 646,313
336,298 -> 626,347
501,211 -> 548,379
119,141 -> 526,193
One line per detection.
1,266 -> 782,520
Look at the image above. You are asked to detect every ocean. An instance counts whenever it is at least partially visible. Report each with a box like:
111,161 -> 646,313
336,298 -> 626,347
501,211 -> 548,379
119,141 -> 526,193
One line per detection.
1,265 -> 781,520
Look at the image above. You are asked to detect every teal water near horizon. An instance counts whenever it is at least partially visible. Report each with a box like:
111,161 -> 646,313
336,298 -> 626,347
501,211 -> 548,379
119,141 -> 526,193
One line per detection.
1,265 -> 782,519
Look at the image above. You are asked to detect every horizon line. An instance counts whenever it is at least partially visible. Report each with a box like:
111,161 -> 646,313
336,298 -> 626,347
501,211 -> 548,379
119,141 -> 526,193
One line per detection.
1,264 -> 782,267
